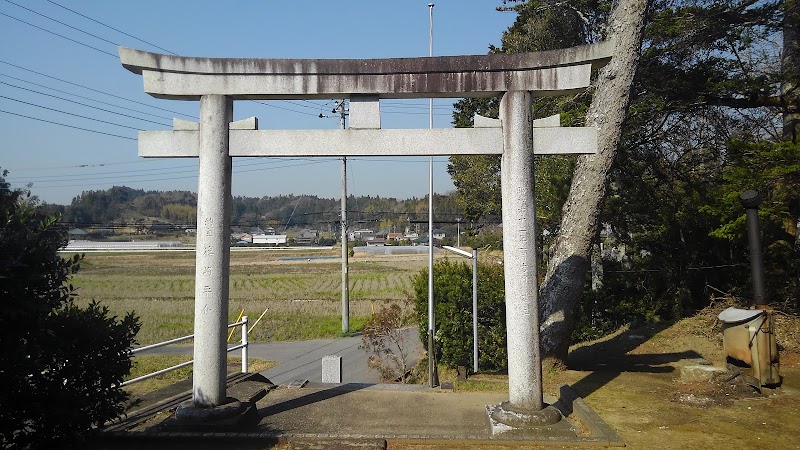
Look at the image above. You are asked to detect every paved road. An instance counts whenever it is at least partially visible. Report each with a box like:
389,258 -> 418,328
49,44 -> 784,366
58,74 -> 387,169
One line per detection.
137,328 -> 421,386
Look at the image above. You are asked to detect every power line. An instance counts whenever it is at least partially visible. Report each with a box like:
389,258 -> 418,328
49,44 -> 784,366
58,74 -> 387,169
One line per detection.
1,81 -> 171,127
13,160 -> 336,189
44,0 -> 177,55
10,157 -> 339,183
0,109 -> 135,140
0,61 -> 198,119
282,99 -> 331,110
0,11 -> 117,58
28,1 -> 333,118
3,0 -> 119,47
0,72 -> 174,121
8,155 -> 313,173
2,95 -> 143,130
250,100 -> 320,117
11,159 -> 168,172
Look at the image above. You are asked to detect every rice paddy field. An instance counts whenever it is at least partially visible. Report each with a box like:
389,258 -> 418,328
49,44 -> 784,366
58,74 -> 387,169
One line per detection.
68,248 -> 434,345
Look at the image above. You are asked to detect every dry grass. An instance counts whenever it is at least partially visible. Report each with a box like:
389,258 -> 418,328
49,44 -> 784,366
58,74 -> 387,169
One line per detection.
69,248 -> 428,344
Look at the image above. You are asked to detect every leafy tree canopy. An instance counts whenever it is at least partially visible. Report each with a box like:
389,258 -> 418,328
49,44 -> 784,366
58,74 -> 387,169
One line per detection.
0,170 -> 140,448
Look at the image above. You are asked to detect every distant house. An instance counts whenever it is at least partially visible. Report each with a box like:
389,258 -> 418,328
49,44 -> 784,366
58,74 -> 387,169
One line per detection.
416,235 -> 441,246
387,232 -> 404,241
240,233 -> 253,243
366,237 -> 386,247
432,229 -> 446,240
294,229 -> 319,245
404,231 -> 419,241
253,234 -> 287,246
349,229 -> 374,241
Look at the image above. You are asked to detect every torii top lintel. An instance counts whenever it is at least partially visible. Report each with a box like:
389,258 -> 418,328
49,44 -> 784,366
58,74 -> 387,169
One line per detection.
119,42 -> 612,101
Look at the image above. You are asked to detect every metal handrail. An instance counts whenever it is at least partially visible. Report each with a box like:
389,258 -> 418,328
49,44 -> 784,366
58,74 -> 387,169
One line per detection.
122,316 -> 249,387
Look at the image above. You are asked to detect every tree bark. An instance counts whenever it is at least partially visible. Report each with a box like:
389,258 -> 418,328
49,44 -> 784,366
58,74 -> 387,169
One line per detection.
539,0 -> 649,362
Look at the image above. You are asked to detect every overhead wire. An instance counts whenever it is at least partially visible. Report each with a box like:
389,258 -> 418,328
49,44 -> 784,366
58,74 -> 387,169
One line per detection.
0,72 -> 174,121
3,0 -> 120,47
2,2 -> 458,201
10,157 -> 338,183
1,81 -> 172,127
2,95 -> 145,130
0,110 -> 136,140
0,11 -> 118,58
10,159 -> 337,189
10,155 -> 280,172
44,0 -> 177,55
26,0 -> 332,115
0,61 -> 198,119
1,3 -> 457,137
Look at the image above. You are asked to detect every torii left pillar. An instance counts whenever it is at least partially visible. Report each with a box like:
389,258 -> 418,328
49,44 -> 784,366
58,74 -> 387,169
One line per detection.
193,95 -> 233,407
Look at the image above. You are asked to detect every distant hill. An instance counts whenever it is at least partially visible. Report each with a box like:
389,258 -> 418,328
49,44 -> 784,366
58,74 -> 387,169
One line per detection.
41,186 -> 465,232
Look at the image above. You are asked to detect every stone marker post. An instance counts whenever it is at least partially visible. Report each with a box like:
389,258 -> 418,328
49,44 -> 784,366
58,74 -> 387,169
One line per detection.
193,95 -> 233,407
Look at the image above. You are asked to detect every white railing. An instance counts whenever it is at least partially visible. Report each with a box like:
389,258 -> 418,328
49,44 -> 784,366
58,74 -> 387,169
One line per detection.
122,316 -> 248,387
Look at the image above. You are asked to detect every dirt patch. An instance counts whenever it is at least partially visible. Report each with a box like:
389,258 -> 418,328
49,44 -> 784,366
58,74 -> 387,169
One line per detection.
671,376 -> 766,407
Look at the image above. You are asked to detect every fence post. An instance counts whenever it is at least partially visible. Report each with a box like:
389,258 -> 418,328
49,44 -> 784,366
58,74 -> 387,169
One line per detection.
241,316 -> 248,373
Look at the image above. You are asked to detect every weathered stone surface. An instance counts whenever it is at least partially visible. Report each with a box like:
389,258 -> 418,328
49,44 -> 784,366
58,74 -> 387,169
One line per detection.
321,356 -> 342,383
290,438 -> 386,450
139,127 -> 595,158
121,42 -> 612,75
172,116 -> 257,131
680,364 -> 727,383
349,95 -> 380,129
192,94 -> 233,407
485,404 -> 574,438
120,42 -> 613,100
501,91 -> 542,410
226,379 -> 272,404
173,397 -> 260,431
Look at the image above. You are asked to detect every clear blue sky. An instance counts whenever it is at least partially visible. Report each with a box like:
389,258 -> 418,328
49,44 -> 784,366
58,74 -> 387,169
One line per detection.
0,1 -> 517,205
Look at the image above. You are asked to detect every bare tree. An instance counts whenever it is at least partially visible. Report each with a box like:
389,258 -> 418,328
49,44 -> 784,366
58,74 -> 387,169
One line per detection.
360,301 -> 415,383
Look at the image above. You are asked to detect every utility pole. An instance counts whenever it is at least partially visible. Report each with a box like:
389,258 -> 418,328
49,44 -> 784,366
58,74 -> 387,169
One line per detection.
336,100 -> 350,334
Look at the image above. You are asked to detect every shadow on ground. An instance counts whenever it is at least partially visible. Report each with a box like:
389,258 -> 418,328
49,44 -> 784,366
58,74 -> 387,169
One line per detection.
567,322 -> 706,399
257,383 -> 370,418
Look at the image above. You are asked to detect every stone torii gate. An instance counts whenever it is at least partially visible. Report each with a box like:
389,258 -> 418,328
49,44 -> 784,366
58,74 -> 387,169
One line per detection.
120,43 -> 612,429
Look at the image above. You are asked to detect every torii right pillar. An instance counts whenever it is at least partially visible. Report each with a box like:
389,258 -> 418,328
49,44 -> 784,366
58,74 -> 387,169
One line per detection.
489,90 -> 563,429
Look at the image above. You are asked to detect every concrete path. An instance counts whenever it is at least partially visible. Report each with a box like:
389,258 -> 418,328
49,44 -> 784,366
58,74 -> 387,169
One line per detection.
137,328 -> 421,386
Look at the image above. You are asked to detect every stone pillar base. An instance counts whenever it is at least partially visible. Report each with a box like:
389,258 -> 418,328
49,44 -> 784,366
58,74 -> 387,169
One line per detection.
486,401 -> 573,437
174,397 -> 258,431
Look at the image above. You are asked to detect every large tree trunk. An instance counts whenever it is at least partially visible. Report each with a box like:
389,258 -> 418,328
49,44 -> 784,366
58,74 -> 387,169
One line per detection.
539,0 -> 649,363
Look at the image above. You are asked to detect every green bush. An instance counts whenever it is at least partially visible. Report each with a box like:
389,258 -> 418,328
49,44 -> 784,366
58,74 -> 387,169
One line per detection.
0,171 -> 140,448
412,258 -> 506,372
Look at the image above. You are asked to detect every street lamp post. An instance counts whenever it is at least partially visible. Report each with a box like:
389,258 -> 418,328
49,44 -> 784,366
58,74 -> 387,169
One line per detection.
426,1 -> 438,389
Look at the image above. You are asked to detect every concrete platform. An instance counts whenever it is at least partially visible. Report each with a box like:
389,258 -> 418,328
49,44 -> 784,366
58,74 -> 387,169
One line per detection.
99,379 -> 623,448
